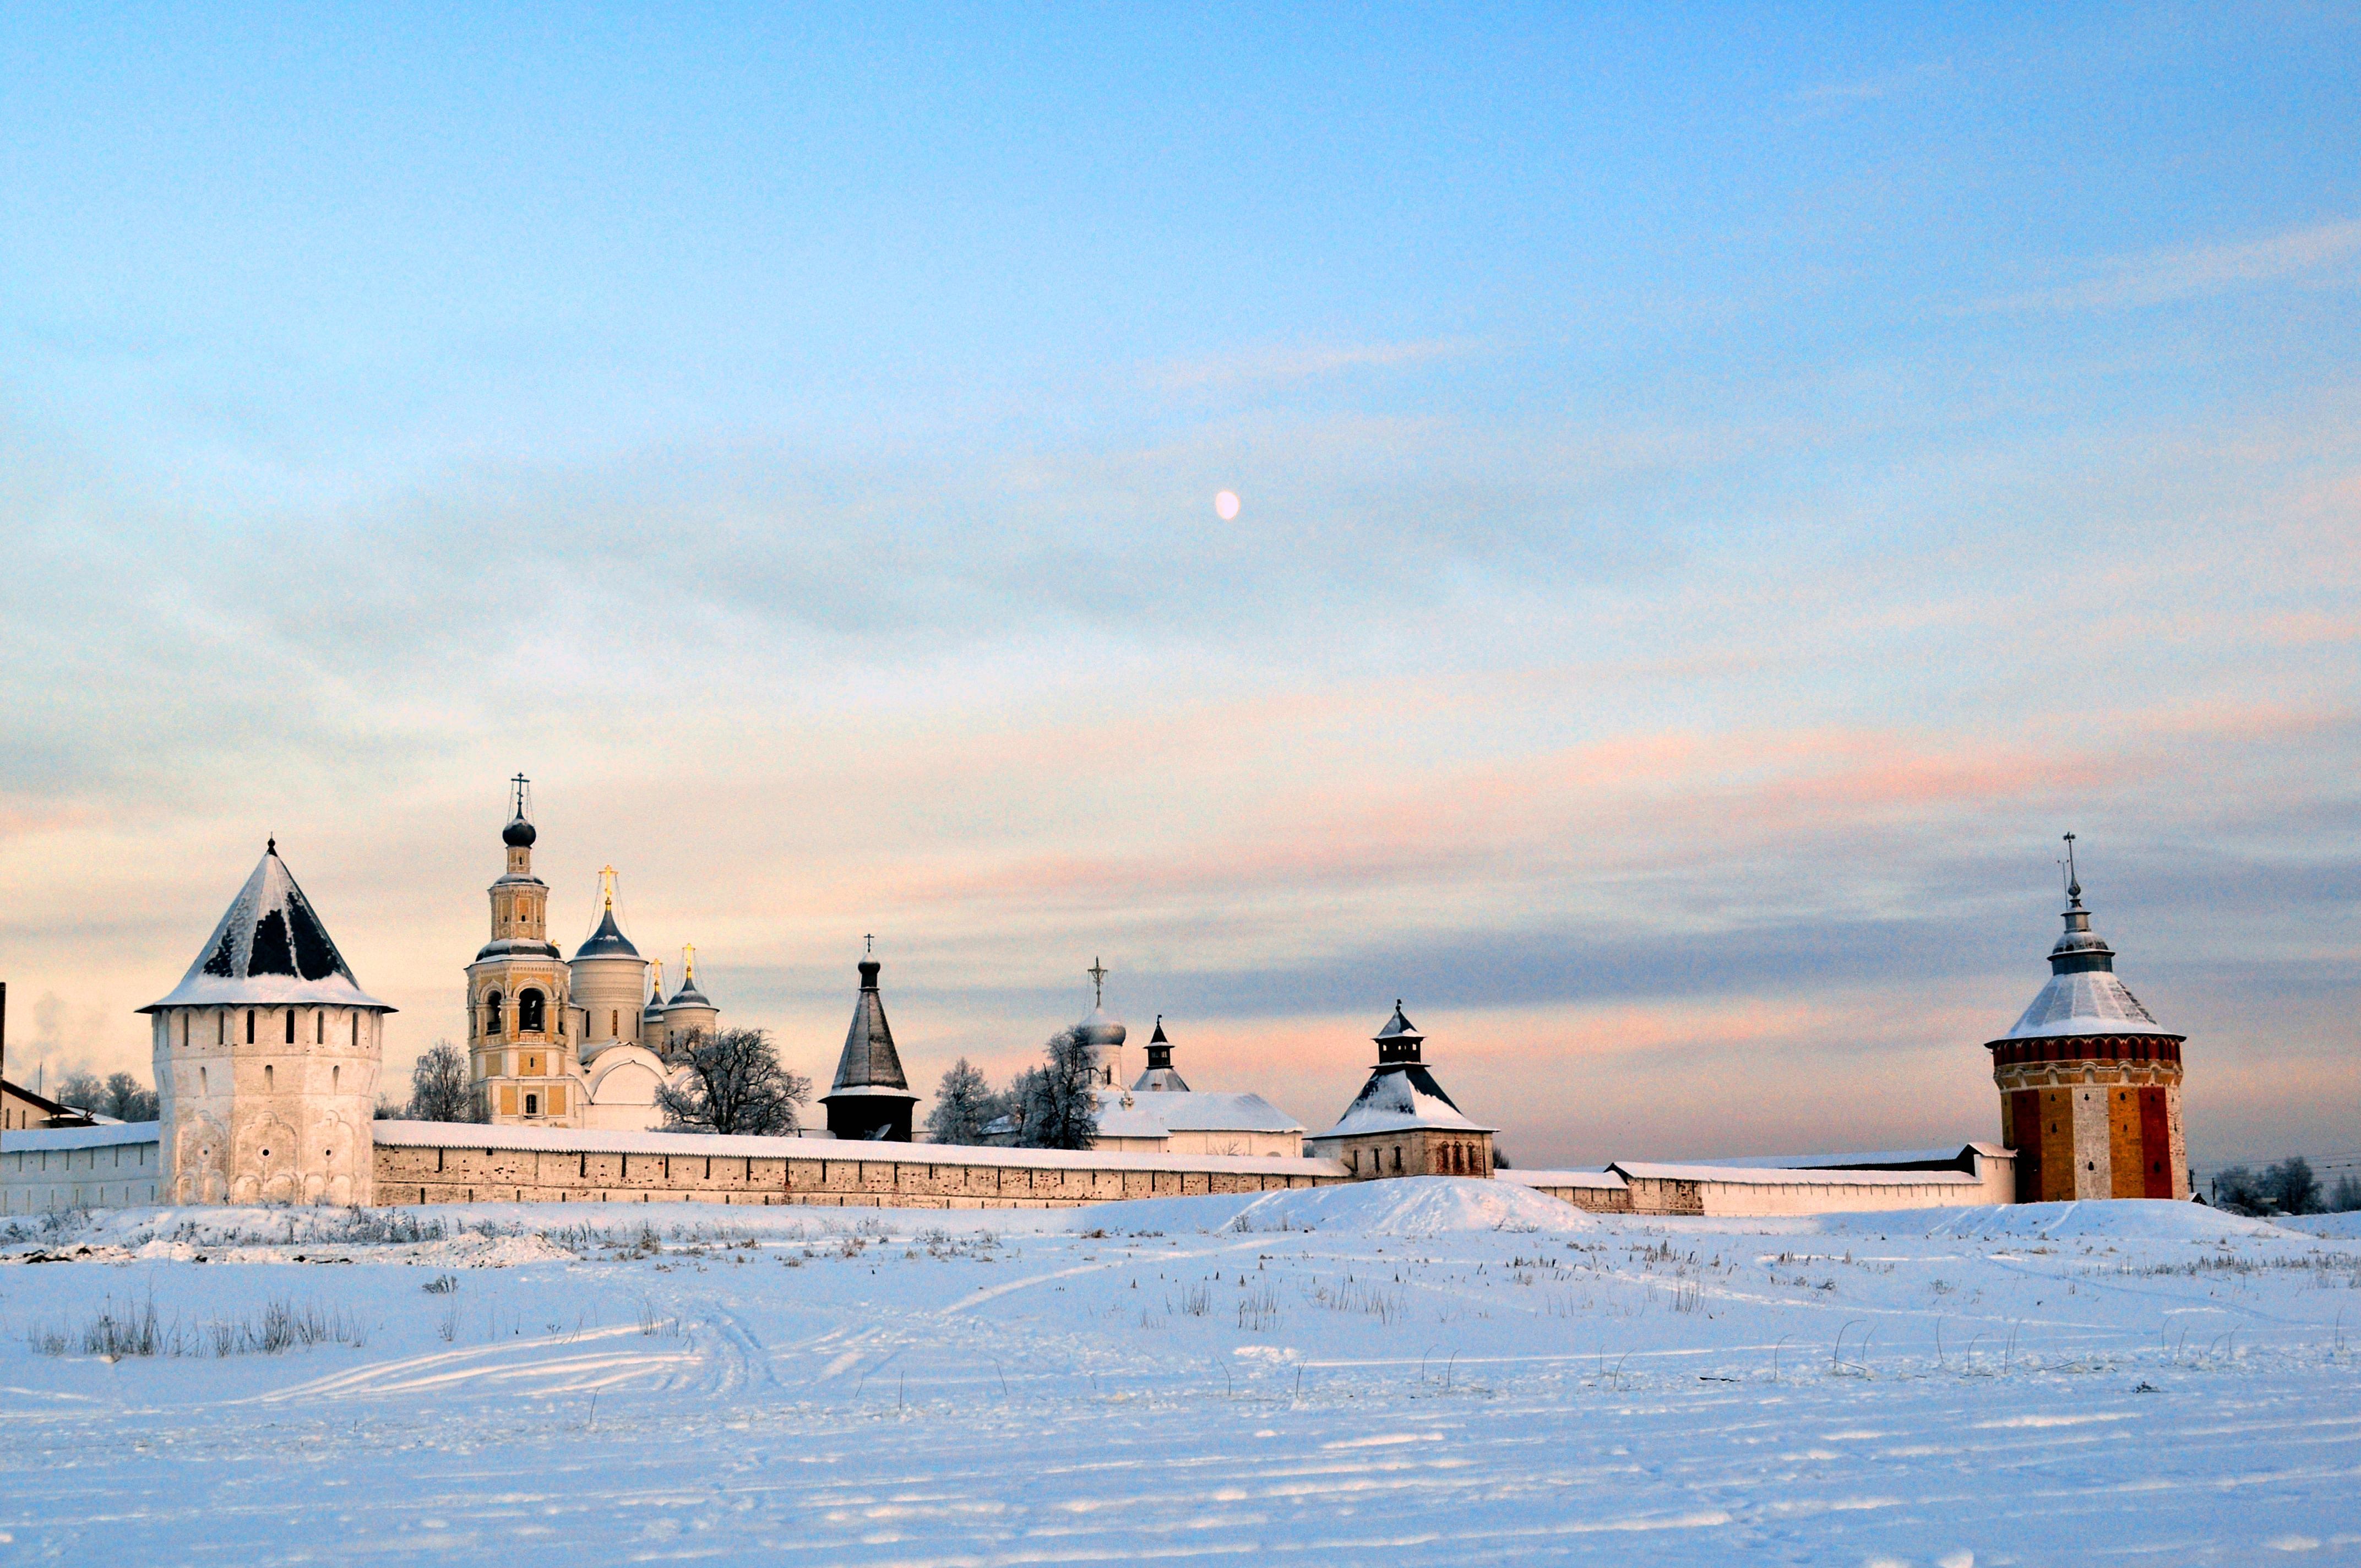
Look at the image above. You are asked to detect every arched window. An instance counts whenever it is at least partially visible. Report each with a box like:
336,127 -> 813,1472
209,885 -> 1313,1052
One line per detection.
518,989 -> 546,1033
485,991 -> 504,1036
525,1092 -> 540,1117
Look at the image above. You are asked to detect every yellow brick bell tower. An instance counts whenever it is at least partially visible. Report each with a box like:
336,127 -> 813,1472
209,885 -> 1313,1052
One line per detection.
465,775 -> 579,1124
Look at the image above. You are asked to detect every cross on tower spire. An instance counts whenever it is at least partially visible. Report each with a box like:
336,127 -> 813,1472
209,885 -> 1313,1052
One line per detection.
1087,957 -> 1108,1008
509,774 -> 531,819
864,933 -> 874,957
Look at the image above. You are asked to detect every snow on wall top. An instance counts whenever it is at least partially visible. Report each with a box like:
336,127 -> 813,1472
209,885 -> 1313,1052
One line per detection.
1310,1062 -> 1493,1139
1608,1160 -> 1985,1188
2,1123 -> 162,1153
372,1120 -> 1350,1177
1089,1091 -> 1305,1138
140,846 -> 393,1013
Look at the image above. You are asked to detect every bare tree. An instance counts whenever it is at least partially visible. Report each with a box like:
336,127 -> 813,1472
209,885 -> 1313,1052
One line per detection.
1014,1027 -> 1099,1151
2332,1173 -> 2361,1213
406,1041 -> 482,1123
925,1057 -> 1003,1145
657,1028 -> 810,1136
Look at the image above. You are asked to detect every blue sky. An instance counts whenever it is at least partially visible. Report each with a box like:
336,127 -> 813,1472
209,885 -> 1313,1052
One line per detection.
3,6 -> 2355,1167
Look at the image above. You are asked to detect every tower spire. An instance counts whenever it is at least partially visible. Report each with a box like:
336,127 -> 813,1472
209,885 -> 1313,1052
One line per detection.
2063,832 -> 2082,908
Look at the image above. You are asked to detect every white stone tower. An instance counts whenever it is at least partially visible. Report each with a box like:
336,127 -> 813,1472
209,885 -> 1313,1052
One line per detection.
140,841 -> 393,1204
466,776 -> 578,1124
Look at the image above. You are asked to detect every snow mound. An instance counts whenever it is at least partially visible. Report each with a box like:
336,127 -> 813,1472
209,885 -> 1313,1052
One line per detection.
2275,1213 -> 2361,1240
406,1231 -> 578,1268
1081,1177 -> 1597,1237
1796,1200 -> 2320,1245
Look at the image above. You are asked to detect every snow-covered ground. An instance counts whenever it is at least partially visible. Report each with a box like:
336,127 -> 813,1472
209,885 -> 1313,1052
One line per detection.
1,1181 -> 2355,1565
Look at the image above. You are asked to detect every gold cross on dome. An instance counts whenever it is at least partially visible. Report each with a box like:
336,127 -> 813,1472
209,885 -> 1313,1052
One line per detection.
682,943 -> 696,981
601,865 -> 616,910
1087,957 -> 1108,1007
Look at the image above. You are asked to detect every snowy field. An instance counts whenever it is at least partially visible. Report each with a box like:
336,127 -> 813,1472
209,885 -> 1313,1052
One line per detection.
1,1181 -> 2356,1566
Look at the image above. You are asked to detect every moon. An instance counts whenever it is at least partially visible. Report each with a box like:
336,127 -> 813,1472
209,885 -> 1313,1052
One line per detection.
1215,490 -> 1240,520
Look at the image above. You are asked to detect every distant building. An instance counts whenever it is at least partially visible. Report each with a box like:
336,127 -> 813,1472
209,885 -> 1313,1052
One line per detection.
1985,841 -> 2189,1202
1,1080 -> 95,1132
1305,1003 -> 1494,1179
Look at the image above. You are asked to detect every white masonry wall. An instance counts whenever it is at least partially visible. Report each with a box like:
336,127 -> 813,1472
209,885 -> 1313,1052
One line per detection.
154,1003 -> 384,1206
1,1126 -> 162,1215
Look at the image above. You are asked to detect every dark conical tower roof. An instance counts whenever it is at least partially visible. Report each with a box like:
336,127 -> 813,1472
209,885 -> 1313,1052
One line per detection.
825,959 -> 917,1099
142,842 -> 393,1012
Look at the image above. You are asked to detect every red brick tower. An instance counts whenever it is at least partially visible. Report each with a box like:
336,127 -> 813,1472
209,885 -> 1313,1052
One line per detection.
1986,836 -> 2188,1202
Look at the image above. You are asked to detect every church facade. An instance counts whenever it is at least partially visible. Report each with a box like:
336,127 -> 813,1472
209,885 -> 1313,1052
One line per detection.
463,778 -> 716,1130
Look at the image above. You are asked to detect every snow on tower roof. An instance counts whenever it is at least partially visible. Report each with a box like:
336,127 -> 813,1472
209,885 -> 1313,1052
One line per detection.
1314,1062 -> 1494,1139
141,843 -> 393,1012
1990,868 -> 2178,1042
825,959 -> 916,1101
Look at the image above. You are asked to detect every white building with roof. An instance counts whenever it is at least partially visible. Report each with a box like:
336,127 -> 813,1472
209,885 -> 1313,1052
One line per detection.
140,841 -> 393,1204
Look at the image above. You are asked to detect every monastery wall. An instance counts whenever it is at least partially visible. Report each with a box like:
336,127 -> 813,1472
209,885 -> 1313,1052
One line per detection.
370,1122 -> 1352,1208
1503,1147 -> 2017,1218
2,1127 -> 162,1215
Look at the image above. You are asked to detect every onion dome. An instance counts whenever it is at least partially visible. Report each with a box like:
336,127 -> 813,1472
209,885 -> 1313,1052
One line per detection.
502,814 -> 536,848
641,963 -> 668,1028
1075,955 -> 1126,1047
574,905 -> 640,961
140,841 -> 394,1012
668,973 -> 715,1010
1990,865 -> 2177,1043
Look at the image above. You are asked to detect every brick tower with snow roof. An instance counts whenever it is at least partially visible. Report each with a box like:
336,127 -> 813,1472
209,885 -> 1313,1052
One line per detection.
1985,836 -> 2189,1202
1305,1003 -> 1495,1180
139,841 -> 394,1204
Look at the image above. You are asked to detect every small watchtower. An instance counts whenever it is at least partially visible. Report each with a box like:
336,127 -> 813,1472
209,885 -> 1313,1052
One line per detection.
1305,1003 -> 1495,1180
139,841 -> 393,1204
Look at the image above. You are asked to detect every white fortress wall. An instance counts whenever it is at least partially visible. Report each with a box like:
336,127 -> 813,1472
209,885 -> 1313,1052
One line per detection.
2,1125 -> 162,1215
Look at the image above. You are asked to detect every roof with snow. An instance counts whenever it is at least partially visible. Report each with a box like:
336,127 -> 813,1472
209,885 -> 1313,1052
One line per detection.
140,845 -> 393,1013
1992,894 -> 2178,1042
1310,1062 -> 1493,1140
824,960 -> 916,1102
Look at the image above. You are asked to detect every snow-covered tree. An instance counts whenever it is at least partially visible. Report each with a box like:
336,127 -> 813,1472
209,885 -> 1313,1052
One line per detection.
1013,1027 -> 1099,1150
2331,1173 -> 2361,1213
101,1071 -> 159,1122
406,1041 -> 482,1123
925,1057 -> 1003,1145
54,1070 -> 105,1117
2265,1157 -> 2322,1216
657,1027 -> 811,1136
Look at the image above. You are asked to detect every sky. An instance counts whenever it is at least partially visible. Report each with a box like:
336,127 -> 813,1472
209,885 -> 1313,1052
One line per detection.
2,5 -> 2355,1171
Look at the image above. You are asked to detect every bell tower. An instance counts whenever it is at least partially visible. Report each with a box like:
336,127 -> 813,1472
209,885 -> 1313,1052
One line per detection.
465,776 -> 579,1124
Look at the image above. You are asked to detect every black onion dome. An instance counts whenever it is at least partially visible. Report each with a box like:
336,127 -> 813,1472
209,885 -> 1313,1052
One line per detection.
574,906 -> 640,960
503,814 -> 537,848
